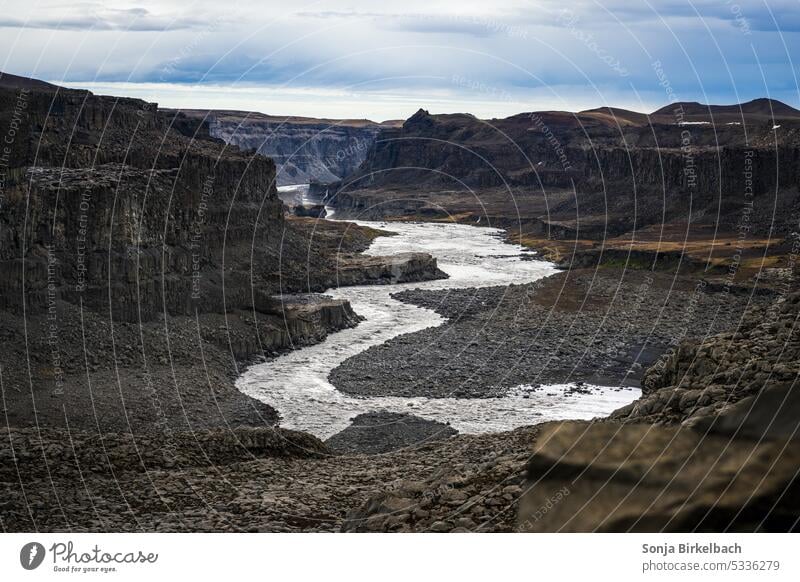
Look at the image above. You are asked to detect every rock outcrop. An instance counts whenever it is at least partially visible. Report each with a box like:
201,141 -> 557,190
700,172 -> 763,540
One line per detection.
516,290 -> 800,532
335,252 -> 447,286
293,203 -> 327,218
325,412 -> 457,454
517,421 -> 799,532
612,290 -> 800,427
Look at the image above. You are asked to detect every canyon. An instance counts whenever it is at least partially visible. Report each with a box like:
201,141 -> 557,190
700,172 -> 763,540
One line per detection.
318,100 -> 800,282
166,109 -> 401,186
1,70 -> 798,533
0,72 -> 443,434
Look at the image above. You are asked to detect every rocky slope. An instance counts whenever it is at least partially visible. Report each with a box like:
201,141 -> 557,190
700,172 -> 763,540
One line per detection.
517,288 -> 800,532
0,72 -> 443,434
165,109 -> 401,186
320,100 -> 800,243
0,419 -> 537,532
2,281 -> 797,533
341,289 -> 800,533
612,285 -> 800,429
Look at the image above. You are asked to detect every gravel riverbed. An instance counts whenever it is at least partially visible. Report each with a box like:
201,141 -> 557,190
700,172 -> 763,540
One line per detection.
330,268 -> 768,398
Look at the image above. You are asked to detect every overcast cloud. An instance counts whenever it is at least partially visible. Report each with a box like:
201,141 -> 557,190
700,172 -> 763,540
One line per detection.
0,0 -> 797,119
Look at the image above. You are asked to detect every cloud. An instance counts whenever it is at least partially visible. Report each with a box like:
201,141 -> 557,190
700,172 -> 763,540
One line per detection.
295,10 -> 525,38
533,0 -> 800,32
294,10 -> 385,20
0,5 -> 206,31
1,0 -> 797,119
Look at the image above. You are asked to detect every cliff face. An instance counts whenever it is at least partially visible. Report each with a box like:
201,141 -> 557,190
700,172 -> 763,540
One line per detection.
0,82 -> 286,322
0,74 -> 448,434
165,109 -> 401,186
327,102 -> 800,237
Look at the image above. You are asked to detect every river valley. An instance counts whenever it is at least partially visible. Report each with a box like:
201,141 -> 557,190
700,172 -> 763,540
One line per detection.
238,191 -> 640,439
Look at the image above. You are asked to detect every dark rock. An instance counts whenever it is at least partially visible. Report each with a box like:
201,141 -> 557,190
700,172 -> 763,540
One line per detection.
686,382 -> 800,440
334,252 -> 448,286
293,204 -> 328,218
326,412 -> 457,454
322,106 -> 800,239
518,421 -> 800,532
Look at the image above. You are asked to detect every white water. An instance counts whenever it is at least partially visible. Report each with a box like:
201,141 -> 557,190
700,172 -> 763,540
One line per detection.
277,184 -> 316,206
237,207 -> 640,439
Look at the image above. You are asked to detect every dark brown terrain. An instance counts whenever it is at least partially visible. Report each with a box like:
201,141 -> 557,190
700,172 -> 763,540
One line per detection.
1,71 -> 798,533
0,72 -> 443,434
318,99 -> 800,282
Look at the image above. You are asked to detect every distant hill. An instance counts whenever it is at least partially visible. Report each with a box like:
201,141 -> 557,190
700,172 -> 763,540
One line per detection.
324,96 -> 800,240
578,106 -> 651,126
651,98 -> 800,121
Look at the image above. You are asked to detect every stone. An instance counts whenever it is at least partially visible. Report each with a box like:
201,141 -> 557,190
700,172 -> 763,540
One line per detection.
428,521 -> 452,532
518,421 -> 800,532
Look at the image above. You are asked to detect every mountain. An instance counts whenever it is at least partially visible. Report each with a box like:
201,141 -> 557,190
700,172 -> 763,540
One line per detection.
577,107 -> 649,127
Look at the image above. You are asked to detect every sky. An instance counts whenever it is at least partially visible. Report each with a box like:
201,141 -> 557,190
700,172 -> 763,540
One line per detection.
1,0 -> 798,120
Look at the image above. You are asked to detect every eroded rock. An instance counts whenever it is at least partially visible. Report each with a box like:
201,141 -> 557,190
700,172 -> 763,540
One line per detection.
518,421 -> 800,532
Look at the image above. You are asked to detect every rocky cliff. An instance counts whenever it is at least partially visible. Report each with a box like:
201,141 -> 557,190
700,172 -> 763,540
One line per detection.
165,109 -> 401,186
0,73 -> 441,434
0,79 -> 285,322
324,101 -> 800,239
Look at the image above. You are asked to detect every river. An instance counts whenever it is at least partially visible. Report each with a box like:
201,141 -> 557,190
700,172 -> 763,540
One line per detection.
237,187 -> 639,439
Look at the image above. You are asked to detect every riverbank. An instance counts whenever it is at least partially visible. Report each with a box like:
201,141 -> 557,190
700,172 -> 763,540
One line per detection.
330,267 -> 769,398
322,185 -> 796,285
0,295 -> 357,433
3,290 -> 796,533
0,216 -> 447,434
236,220 -> 638,440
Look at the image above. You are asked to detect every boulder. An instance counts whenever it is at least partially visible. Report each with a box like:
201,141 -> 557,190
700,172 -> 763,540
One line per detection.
517,421 -> 800,532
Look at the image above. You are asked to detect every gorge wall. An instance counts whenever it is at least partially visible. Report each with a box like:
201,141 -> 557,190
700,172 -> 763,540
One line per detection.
0,73 -> 374,433
324,101 -> 800,239
0,79 -> 288,322
166,109 -> 401,186
0,72 -> 447,433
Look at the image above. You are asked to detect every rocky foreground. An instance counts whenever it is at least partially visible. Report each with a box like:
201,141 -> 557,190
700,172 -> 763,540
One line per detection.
3,290 -> 797,533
